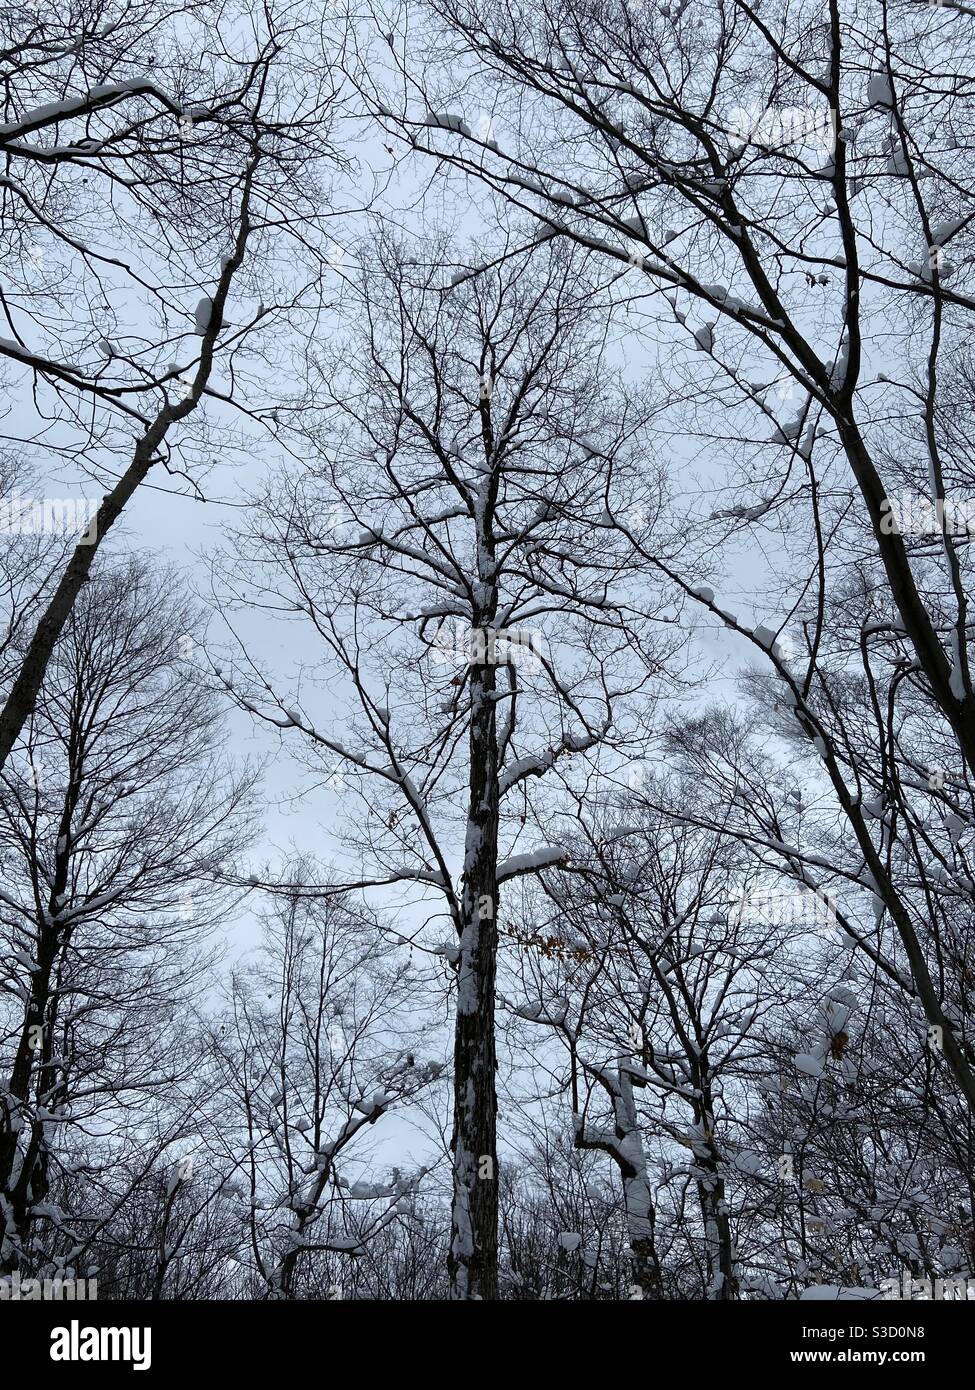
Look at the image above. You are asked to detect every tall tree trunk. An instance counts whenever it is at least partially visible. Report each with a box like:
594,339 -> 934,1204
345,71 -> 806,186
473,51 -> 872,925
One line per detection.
0,950 -> 55,1273
0,757 -> 80,1271
448,621 -> 500,1299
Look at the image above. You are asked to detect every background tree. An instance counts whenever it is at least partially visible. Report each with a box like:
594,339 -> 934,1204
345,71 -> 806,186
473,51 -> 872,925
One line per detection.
0,0 -> 345,770
505,773 -> 812,1298
207,884 -> 443,1300
0,555 -> 255,1275
666,706 -> 975,1297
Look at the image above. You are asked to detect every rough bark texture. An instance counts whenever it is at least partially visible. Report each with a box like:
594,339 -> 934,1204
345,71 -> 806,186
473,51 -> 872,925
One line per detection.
448,635 -> 500,1299
0,760 -> 78,1270
448,399 -> 502,1300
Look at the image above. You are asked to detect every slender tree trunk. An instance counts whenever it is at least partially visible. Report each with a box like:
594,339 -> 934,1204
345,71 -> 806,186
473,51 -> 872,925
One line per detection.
835,415 -> 975,781
0,750 -> 82,1270
0,920 -> 60,1273
0,160 -> 255,775
693,1081 -> 737,1300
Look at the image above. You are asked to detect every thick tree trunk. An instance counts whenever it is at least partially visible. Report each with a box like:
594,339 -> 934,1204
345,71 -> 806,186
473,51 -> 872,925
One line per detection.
615,1072 -> 664,1299
448,622 -> 500,1299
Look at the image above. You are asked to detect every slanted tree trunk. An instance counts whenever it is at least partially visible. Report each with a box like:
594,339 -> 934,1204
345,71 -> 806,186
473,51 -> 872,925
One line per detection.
0,162 -> 255,777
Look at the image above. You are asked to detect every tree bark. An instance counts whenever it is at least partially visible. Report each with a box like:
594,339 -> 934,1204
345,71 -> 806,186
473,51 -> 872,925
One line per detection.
448,623 -> 501,1298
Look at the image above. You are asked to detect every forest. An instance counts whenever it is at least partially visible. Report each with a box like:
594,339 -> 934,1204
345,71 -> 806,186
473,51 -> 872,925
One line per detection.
1,0 -> 975,1312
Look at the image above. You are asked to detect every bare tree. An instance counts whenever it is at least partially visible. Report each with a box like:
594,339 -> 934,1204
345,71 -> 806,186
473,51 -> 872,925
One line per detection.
0,555 -> 255,1274
664,704 -> 975,1296
362,0 -> 975,1120
208,886 -> 442,1299
216,230 -> 679,1297
0,0 -> 345,770
505,772 -> 812,1298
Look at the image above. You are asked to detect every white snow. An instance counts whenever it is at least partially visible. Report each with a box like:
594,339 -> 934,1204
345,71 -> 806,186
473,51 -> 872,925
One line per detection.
423,112 -> 472,138
867,73 -> 894,109
193,296 -> 213,335
496,846 -> 568,881
795,1052 -> 825,1078
693,324 -> 714,352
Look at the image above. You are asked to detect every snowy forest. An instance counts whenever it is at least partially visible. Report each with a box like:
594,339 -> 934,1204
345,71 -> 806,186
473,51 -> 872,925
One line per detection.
2,0 -> 975,1309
